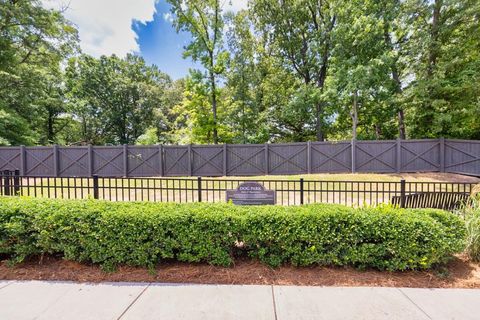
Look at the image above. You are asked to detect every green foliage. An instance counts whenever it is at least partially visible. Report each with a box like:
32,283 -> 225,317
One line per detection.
456,194 -> 480,261
0,197 -> 465,271
66,54 -> 173,144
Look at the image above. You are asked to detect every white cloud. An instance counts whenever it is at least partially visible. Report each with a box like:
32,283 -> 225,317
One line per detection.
42,0 -> 157,57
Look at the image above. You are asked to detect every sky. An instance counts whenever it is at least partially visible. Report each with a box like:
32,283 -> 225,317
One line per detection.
43,0 -> 249,79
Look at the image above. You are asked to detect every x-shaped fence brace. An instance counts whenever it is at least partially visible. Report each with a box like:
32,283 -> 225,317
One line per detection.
0,151 -> 20,170
311,143 -> 351,171
192,148 -> 224,174
164,148 -> 189,174
93,149 -> 124,173
356,143 -> 396,171
401,142 -> 440,169
127,149 -> 160,174
25,150 -> 53,174
268,146 -> 307,172
444,142 -> 480,169
58,149 -> 89,175
227,147 -> 265,174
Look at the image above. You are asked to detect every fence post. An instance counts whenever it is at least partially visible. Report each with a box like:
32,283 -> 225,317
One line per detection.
188,144 -> 193,176
159,145 -> 164,176
92,175 -> 99,199
53,144 -> 59,177
20,145 -> 26,176
13,169 -> 20,195
300,178 -> 304,205
223,143 -> 227,176
197,176 -> 202,202
396,138 -> 401,173
351,139 -> 356,173
88,144 -> 94,177
123,144 -> 128,177
264,143 -> 269,175
439,137 -> 445,172
400,179 -> 406,209
307,141 -> 311,174
3,170 -> 11,196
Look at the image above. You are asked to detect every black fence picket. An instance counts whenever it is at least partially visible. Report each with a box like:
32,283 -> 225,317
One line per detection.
0,170 -> 474,210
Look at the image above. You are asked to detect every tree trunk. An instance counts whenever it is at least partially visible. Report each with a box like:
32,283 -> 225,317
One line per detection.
209,60 -> 218,144
315,102 -> 324,141
47,109 -> 55,144
428,0 -> 442,78
350,90 -> 358,140
383,18 -> 406,139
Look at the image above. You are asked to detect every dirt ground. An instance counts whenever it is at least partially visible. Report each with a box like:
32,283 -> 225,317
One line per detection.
1,255 -> 479,288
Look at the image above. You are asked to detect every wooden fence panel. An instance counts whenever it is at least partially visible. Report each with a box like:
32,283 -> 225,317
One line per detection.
58,146 -> 89,177
400,139 -> 441,172
0,147 -> 21,172
226,144 -> 265,176
127,146 -> 161,177
1,139 -> 479,177
163,145 -> 190,176
92,146 -> 124,177
310,141 -> 351,173
355,140 -> 397,173
25,147 -> 55,176
268,143 -> 308,175
445,139 -> 480,176
191,145 -> 224,176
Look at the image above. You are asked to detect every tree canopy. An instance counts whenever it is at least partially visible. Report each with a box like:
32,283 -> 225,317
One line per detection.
0,0 -> 479,146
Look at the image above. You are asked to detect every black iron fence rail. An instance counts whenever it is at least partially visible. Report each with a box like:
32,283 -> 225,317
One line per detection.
0,170 -> 475,209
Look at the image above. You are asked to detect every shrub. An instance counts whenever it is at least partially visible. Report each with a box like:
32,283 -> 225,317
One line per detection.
0,197 -> 466,271
456,194 -> 480,261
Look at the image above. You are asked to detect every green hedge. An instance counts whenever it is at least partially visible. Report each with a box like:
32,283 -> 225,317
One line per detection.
0,197 -> 465,271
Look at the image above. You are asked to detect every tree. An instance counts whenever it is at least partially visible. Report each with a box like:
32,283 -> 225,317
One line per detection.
0,0 -> 78,145
404,0 -> 480,138
66,54 -> 172,144
167,0 -> 229,144
251,0 -> 337,141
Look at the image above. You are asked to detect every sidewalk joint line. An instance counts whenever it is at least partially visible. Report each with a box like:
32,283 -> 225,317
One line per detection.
0,281 -> 15,290
397,288 -> 432,320
271,285 -> 278,320
117,283 -> 151,320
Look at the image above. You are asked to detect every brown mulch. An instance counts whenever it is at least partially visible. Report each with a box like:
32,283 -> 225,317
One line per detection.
1,255 -> 479,288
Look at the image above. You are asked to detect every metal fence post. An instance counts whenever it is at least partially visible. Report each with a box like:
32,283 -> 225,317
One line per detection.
13,169 -> 20,195
197,176 -> 202,202
400,179 -> 406,208
3,170 -> 11,196
92,175 -> 99,199
300,178 -> 304,205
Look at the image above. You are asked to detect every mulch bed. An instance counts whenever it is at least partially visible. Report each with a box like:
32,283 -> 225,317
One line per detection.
1,255 -> 479,288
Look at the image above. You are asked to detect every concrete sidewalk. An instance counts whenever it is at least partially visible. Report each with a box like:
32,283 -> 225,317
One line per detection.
0,280 -> 478,320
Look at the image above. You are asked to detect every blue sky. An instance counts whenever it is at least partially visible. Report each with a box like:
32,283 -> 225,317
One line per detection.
43,0 -> 248,80
132,1 -> 199,79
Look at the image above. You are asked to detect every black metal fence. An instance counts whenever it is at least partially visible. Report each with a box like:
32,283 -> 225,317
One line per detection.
0,170 -> 475,209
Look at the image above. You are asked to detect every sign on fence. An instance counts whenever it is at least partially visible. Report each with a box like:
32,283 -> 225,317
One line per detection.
226,182 -> 276,205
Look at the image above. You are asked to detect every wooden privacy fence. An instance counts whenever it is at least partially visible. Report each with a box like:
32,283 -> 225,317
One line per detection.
0,138 -> 479,177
